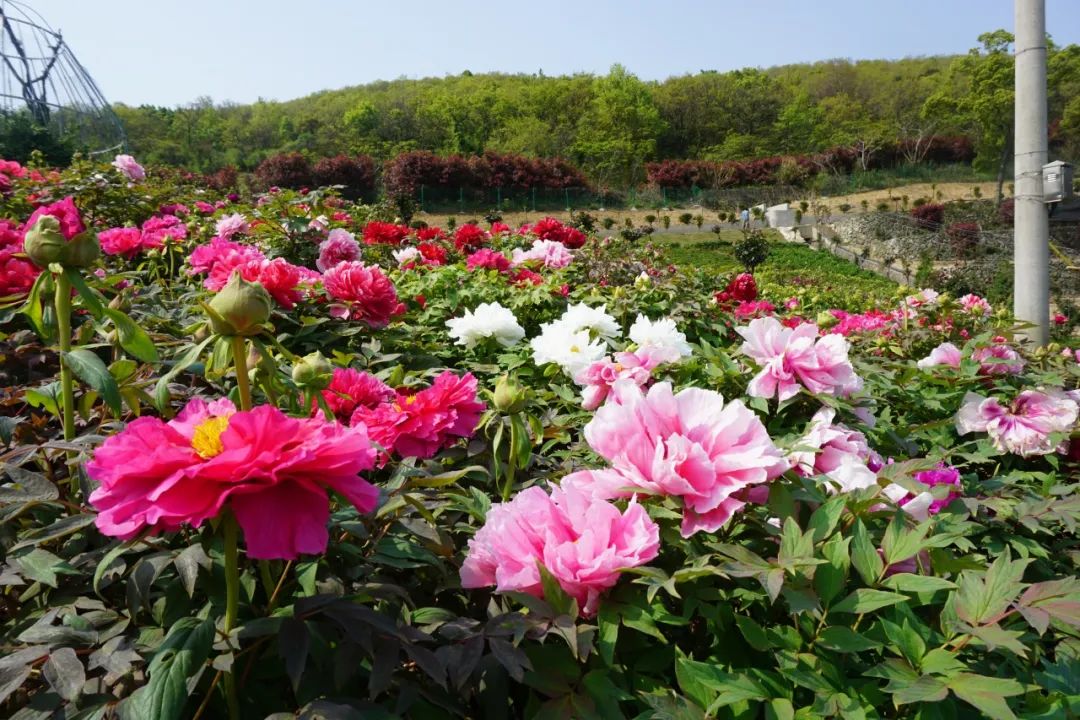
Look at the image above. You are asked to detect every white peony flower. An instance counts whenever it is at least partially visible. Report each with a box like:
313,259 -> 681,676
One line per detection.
446,302 -> 525,349
628,315 -> 692,359
531,321 -> 608,377
392,247 -> 420,265
559,303 -> 620,338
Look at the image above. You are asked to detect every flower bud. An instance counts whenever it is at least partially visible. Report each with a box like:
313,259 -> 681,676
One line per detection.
62,232 -> 101,268
815,310 -> 838,329
292,351 -> 333,390
23,215 -> 67,267
493,373 -> 527,414
207,272 -> 272,336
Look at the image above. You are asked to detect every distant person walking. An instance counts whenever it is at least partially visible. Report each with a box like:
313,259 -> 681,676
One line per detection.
740,208 -> 750,229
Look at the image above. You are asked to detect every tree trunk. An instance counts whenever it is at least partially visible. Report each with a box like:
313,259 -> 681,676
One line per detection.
995,136 -> 1012,208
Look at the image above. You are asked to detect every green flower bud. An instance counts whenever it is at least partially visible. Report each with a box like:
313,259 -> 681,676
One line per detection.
62,231 -> 100,268
493,373 -> 527,414
207,272 -> 272,336
815,310 -> 838,329
292,351 -> 334,390
23,215 -> 67,268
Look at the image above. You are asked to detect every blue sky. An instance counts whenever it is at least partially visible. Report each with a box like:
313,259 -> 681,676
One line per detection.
19,0 -> 1080,106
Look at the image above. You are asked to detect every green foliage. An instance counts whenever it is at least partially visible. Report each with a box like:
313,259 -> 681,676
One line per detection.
733,229 -> 771,272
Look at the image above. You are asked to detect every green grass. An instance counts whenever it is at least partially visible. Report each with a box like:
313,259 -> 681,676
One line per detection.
652,230 -> 901,311
809,163 -> 995,196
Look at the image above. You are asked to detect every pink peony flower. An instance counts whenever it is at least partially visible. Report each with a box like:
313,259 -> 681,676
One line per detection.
317,367 -> 394,423
957,390 -> 1079,457
460,483 -> 660,616
194,201 -> 216,214
738,317 -> 863,402
574,348 -> 671,411
25,196 -> 84,240
511,239 -> 573,269
971,344 -> 1024,376
733,300 -> 775,320
0,247 -> 38,299
188,236 -> 266,276
351,371 -> 485,460
958,293 -> 992,317
322,261 -> 405,326
909,464 -> 962,517
316,228 -> 360,272
215,213 -> 249,240
789,407 -> 882,479
917,342 -> 963,369
827,309 -> 894,337
87,398 -> 378,559
140,215 -> 187,248
579,380 -> 788,537
99,227 -> 145,258
111,154 -> 145,182
466,248 -> 510,273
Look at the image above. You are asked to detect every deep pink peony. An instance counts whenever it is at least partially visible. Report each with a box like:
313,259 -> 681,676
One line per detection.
351,371 -> 485,460
318,367 -> 394,423
188,236 -> 266,276
460,483 -> 660,616
917,342 -> 963,369
466,248 -> 510,273
322,261 -> 405,326
87,398 -> 378,559
971,343 -> 1024,376
580,380 -> 788,537
910,465 -> 962,516
25,196 -> 84,240
827,309 -> 895,337
0,247 -> 38,298
738,317 -> 862,402
99,227 -> 145,258
316,228 -> 360,272
140,215 -> 187,248
957,389 -> 1079,457
0,220 -> 21,250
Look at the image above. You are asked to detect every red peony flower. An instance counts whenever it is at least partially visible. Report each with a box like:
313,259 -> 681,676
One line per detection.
415,226 -> 446,242
726,273 -> 758,302
417,241 -> 447,265
512,268 -> 543,286
0,247 -> 38,299
362,221 -> 409,246
322,260 -> 405,326
453,223 -> 489,252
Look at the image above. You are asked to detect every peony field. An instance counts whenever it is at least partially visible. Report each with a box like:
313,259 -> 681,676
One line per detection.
1,153 -> 1079,720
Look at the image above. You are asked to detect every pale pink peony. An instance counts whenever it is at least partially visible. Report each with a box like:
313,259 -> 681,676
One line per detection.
737,317 -> 862,402
916,342 -> 963,369
87,398 -> 378,559
316,228 -> 360,272
111,154 -> 145,182
98,227 -> 145,258
958,293 -> 992,317
971,344 -> 1025,376
511,239 -> 573,269
460,482 -> 660,616
789,407 -> 882,479
956,390 -> 1079,457
580,380 -> 788,537
215,213 -> 249,240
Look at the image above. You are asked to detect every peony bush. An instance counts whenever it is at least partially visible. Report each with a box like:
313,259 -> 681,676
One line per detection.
0,154 -> 1079,719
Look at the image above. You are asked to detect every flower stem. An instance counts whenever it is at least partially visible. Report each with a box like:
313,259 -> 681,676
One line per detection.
54,272 -> 75,444
222,512 -> 241,720
229,335 -> 253,411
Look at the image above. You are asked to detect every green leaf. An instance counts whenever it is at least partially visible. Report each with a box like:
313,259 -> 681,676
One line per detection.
25,382 -> 61,417
676,658 -> 766,710
892,675 -> 949,705
18,270 -> 52,340
153,336 -> 214,413
947,673 -> 1023,720
734,615 -> 771,651
278,617 -> 310,693
63,349 -> 122,415
817,626 -> 883,652
537,562 -> 578,619
954,550 -> 1029,625
123,617 -> 215,720
42,647 -> 85,702
816,535 -> 851,606
881,618 -> 926,666
851,519 -> 883,586
9,513 -> 96,551
597,605 -> 619,666
807,494 -> 846,542
295,561 -> 318,595
94,539 -> 137,597
882,574 -> 957,594
0,465 -> 59,503
104,307 -> 159,363
831,589 -> 909,614
63,266 -> 105,317
13,548 -> 78,587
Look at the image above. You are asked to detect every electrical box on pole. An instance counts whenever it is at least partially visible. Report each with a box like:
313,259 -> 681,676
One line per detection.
1042,161 -> 1074,203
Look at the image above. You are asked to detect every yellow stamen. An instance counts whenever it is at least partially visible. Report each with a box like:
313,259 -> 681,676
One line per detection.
191,415 -> 231,459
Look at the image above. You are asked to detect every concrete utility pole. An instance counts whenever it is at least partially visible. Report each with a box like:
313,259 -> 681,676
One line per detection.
1013,0 -> 1049,345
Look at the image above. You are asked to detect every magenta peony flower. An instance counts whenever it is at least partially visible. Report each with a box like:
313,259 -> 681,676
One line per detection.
25,196 -> 84,241
910,464 -> 962,516
318,367 -> 394,423
215,213 -> 249,240
466,248 -> 511,273
87,398 -> 378,559
738,317 -> 862,402
316,228 -> 360,272
351,371 -> 485,460
580,380 -> 788,537
188,236 -> 266,276
971,344 -> 1024,376
99,227 -> 145,258
111,154 -> 145,182
957,390 -> 1079,457
322,261 -> 405,326
917,342 -> 963,369
0,247 -> 38,299
460,483 -> 660,616
140,215 -> 187,248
